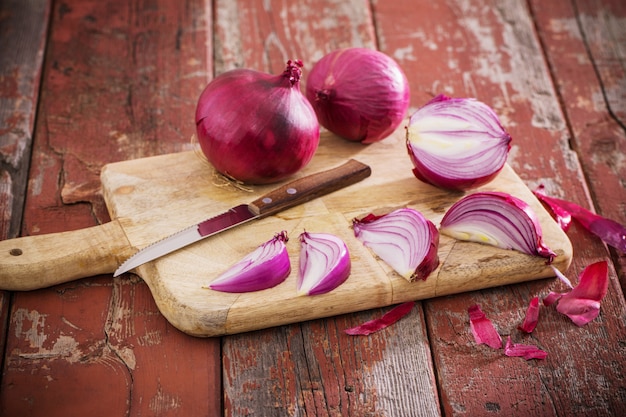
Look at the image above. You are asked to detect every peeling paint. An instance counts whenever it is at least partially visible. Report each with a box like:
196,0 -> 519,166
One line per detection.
149,383 -> 182,413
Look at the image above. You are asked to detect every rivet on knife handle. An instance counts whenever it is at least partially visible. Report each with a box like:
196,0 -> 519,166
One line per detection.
114,159 -> 371,276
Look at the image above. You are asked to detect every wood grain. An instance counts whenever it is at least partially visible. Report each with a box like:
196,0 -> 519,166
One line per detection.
529,0 -> 626,290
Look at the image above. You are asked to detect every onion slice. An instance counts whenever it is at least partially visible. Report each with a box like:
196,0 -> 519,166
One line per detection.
405,94 -> 512,191
298,231 -> 351,296
440,191 -> 556,262
352,208 -> 439,282
208,231 -> 290,293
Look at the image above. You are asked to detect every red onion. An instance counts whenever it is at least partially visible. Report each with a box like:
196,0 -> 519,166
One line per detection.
195,60 -> 320,184
297,231 -> 351,296
305,48 -> 410,143
406,95 -> 512,191
440,191 -> 556,261
208,231 -> 290,293
352,208 -> 440,282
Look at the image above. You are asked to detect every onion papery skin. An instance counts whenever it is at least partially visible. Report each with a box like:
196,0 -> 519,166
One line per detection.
195,60 -> 320,184
298,232 -> 351,296
352,208 -> 440,282
440,191 -> 556,262
209,231 -> 291,293
406,95 -> 512,191
305,48 -> 410,143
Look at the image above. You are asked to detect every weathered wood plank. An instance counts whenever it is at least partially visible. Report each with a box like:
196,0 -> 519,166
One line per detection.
0,0 -> 51,407
368,0 -> 626,415
0,0 -> 49,240
215,1 -> 441,415
529,0 -> 626,290
0,1 -> 221,416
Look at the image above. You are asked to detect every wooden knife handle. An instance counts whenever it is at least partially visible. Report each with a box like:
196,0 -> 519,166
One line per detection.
249,159 -> 372,216
0,220 -> 132,291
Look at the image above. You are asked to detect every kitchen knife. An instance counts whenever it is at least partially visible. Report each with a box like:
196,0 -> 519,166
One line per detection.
113,159 -> 371,276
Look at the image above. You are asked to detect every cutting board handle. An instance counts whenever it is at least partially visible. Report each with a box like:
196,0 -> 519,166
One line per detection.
0,220 -> 132,291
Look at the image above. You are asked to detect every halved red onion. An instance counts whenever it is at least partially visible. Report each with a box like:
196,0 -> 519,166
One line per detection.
406,95 -> 512,191
352,208 -> 439,282
209,231 -> 290,293
440,191 -> 556,262
298,231 -> 351,296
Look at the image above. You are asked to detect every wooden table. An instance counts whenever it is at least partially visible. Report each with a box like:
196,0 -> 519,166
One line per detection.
1,0 -> 624,415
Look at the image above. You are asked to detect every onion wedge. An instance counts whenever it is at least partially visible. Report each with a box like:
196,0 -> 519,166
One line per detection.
352,208 -> 439,282
208,231 -> 290,293
440,191 -> 556,262
297,231 -> 351,296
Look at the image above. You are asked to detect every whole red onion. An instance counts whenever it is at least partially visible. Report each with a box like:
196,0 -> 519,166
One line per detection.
195,60 -> 320,184
305,48 -> 410,143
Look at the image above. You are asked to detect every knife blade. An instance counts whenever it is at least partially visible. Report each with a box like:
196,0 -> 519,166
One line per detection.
113,159 -> 371,276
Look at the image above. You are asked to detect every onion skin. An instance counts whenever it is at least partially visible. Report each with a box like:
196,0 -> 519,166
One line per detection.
352,208 -> 440,282
195,60 -> 320,184
208,231 -> 290,293
440,191 -> 556,262
305,48 -> 410,143
298,231 -> 351,296
406,95 -> 512,191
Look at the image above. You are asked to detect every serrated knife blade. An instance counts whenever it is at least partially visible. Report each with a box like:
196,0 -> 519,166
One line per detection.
113,159 -> 371,277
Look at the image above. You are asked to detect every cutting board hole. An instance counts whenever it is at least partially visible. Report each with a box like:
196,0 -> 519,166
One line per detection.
9,248 -> 22,256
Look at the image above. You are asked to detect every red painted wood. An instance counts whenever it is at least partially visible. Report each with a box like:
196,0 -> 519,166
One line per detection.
0,0 -> 51,403
0,0 -> 49,240
1,0 -> 625,416
529,0 -> 626,290
1,1 -> 221,416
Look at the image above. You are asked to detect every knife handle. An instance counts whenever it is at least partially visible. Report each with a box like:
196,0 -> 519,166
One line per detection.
0,220 -> 133,291
249,159 -> 371,216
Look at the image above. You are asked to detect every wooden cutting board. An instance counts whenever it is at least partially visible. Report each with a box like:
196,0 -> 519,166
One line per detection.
0,129 -> 572,337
